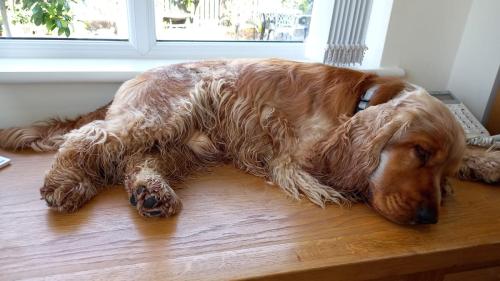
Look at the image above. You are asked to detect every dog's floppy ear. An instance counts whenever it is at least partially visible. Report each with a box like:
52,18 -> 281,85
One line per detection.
365,108 -> 409,155
309,105 -> 408,195
353,106 -> 410,174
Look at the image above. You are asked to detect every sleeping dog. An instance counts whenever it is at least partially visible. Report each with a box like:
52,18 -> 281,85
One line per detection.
1,59 -> 498,224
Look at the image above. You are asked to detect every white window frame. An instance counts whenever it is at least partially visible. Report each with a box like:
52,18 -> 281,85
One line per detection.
0,0 -> 395,72
0,0 -> 322,60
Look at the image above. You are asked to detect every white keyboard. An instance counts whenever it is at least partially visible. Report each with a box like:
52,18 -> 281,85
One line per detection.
446,103 -> 490,139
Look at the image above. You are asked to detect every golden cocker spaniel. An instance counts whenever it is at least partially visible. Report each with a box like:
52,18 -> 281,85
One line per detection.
1,59 -> 498,224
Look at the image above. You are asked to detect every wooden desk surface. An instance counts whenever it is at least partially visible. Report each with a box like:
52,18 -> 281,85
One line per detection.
0,150 -> 499,281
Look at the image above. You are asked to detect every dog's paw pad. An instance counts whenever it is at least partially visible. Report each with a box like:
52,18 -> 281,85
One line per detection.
145,210 -> 163,217
143,196 -> 158,208
136,185 -> 146,195
129,179 -> 181,218
129,194 -> 137,206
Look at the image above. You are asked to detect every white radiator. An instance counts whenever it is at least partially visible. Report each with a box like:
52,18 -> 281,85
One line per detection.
324,0 -> 373,66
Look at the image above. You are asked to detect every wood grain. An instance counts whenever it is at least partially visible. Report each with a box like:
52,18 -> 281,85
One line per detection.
0,150 -> 499,281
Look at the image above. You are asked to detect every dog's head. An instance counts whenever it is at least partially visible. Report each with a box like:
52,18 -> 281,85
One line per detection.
316,90 -> 465,224
361,90 -> 465,224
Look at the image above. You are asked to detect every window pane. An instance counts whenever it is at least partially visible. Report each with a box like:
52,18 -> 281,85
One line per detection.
154,0 -> 314,42
0,0 -> 128,39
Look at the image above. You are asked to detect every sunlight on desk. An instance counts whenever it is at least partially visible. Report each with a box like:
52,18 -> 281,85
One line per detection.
0,150 -> 499,281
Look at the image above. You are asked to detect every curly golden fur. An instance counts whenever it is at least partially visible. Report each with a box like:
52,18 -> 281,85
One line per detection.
0,59 -> 498,224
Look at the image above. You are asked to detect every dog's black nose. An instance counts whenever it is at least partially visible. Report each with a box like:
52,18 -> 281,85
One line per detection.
415,205 -> 438,224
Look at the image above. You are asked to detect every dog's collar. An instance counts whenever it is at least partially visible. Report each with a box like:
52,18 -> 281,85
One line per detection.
356,85 -> 379,113
355,83 -> 422,113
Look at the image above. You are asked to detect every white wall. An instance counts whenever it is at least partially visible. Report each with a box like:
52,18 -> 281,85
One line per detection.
447,0 -> 500,121
0,83 -> 118,128
381,0 -> 472,90
362,0 -> 394,69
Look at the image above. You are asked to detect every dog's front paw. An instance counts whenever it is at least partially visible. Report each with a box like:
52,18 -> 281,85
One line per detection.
128,178 -> 182,217
41,176 -> 96,212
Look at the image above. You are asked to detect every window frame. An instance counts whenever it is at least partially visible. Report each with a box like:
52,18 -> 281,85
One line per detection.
0,0 -> 326,60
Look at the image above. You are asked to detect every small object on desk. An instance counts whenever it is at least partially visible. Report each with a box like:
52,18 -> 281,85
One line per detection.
0,156 -> 11,169
430,91 -> 490,139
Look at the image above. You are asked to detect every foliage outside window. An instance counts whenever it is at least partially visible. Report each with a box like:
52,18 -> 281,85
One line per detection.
155,0 -> 314,41
0,0 -> 313,42
0,0 -> 128,39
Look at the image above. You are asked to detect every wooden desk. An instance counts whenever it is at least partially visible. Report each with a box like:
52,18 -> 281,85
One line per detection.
0,150 -> 499,281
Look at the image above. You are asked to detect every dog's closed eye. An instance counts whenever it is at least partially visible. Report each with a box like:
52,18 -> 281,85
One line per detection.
415,145 -> 431,165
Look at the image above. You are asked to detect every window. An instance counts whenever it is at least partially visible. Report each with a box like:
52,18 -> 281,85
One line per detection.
1,0 -> 321,59
154,0 -> 313,42
0,0 -> 128,39
0,0 -> 383,67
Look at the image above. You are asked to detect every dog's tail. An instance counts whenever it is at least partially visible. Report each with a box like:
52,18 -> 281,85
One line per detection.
0,103 -> 110,152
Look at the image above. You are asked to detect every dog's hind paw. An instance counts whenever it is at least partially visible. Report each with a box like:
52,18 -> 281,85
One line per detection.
459,148 -> 500,184
127,177 -> 182,217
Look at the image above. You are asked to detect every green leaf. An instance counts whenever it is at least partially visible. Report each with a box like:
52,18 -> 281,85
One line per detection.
22,0 -> 36,10
33,14 -> 43,26
39,2 -> 49,10
46,19 -> 57,31
21,0 -> 76,36
32,4 -> 42,15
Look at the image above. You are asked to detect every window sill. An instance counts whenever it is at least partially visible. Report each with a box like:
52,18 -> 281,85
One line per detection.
0,59 -> 405,83
0,59 -> 185,83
